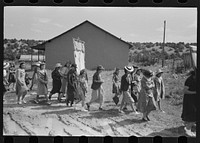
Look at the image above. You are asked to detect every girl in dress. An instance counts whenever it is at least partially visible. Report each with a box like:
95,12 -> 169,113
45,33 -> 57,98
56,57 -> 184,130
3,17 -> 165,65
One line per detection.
112,68 -> 121,105
16,62 -> 29,104
8,62 -> 16,91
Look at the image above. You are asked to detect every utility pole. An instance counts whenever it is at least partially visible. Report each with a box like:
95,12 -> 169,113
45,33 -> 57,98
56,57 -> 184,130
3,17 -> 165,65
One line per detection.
162,20 -> 166,67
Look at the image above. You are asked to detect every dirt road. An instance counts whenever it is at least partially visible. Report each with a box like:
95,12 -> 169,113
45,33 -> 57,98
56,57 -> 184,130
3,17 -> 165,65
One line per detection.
3,90 -> 189,137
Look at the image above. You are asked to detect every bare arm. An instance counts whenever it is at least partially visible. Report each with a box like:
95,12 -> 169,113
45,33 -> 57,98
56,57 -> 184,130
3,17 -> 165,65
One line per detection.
184,86 -> 196,94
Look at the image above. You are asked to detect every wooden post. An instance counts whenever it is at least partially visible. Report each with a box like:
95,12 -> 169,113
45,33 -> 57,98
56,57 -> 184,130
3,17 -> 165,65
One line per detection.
162,20 -> 166,67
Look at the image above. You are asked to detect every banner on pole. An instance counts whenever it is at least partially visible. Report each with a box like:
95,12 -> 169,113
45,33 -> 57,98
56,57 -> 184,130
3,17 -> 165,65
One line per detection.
190,45 -> 197,68
73,38 -> 85,75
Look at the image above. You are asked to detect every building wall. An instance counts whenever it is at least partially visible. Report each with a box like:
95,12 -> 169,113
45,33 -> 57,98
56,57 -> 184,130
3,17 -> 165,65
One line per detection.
45,22 -> 129,70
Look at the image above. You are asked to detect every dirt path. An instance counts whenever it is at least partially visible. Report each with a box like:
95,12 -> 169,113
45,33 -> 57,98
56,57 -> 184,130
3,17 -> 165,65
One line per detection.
3,90 -> 189,137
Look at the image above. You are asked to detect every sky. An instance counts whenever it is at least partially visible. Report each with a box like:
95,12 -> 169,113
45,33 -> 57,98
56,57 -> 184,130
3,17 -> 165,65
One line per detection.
4,7 -> 197,43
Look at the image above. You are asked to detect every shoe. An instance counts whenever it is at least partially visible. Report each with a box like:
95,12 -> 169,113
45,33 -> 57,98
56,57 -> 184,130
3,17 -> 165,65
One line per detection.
34,100 -> 39,104
81,108 -> 88,112
99,107 -> 103,111
146,116 -> 150,121
22,100 -> 27,104
123,107 -> 128,110
86,103 -> 90,111
18,101 -> 22,105
119,109 -> 125,114
160,110 -> 165,113
142,118 -> 148,122
184,127 -> 196,137
133,111 -> 140,115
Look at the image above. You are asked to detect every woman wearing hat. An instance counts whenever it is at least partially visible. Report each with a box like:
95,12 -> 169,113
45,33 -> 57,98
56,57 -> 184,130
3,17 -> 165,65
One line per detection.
86,65 -> 105,111
3,62 -> 10,102
60,60 -> 71,99
66,63 -> 78,106
137,69 -> 157,121
16,62 -> 29,104
119,66 -> 138,114
48,63 -> 63,102
153,69 -> 165,112
30,62 -> 40,91
181,70 -> 196,137
35,62 -> 50,104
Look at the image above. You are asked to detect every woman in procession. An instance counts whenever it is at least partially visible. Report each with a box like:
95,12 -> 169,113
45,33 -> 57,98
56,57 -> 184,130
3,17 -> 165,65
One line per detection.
16,62 -> 29,104
86,65 -> 105,111
35,62 -> 51,104
137,69 -> 157,121
3,62 -> 10,102
119,66 -> 139,114
181,70 -> 196,137
66,63 -> 78,107
153,69 -> 165,112
112,67 -> 121,105
75,69 -> 89,111
8,62 -> 16,91
30,62 -> 40,91
48,63 -> 63,102
60,60 -> 71,100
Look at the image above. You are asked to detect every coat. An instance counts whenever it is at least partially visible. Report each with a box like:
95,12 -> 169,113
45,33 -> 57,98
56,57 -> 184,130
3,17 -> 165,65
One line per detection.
37,70 -> 48,95
153,76 -> 165,101
137,76 -> 157,113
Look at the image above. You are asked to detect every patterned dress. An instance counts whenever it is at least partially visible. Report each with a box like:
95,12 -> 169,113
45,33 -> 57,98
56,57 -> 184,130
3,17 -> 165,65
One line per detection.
37,70 -> 48,95
112,73 -> 120,95
16,68 -> 28,95
60,66 -> 70,93
153,76 -> 165,102
137,76 -> 157,113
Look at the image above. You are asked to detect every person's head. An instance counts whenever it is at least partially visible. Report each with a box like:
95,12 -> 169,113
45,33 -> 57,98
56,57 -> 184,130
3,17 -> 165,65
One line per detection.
80,69 -> 86,76
136,69 -> 142,75
55,63 -> 62,70
114,68 -> 120,75
71,63 -> 77,71
19,62 -> 25,69
4,62 -> 10,70
40,63 -> 45,70
124,66 -> 134,75
96,65 -> 104,73
65,60 -> 71,67
143,70 -> 153,79
155,69 -> 164,78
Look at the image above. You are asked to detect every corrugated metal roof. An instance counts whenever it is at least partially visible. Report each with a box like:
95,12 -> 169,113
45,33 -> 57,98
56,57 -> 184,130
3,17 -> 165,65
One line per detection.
31,20 -> 132,50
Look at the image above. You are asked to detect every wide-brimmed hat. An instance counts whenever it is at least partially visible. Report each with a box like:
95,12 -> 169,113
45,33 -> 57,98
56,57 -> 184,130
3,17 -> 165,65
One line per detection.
124,66 -> 134,73
155,69 -> 164,76
4,62 -> 10,69
97,65 -> 105,71
55,63 -> 62,68
143,69 -> 153,77
132,65 -> 139,69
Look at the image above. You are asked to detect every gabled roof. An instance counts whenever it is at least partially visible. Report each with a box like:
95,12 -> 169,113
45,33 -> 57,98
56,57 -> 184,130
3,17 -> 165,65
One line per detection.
31,20 -> 132,50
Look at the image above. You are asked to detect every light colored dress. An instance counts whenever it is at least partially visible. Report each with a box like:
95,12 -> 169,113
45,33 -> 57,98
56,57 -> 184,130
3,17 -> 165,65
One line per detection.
37,70 -> 48,95
153,76 -> 165,102
60,66 -> 70,93
137,76 -> 157,113
16,68 -> 28,95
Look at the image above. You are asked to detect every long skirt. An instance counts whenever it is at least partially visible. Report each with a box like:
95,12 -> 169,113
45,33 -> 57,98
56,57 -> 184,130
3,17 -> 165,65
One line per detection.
181,94 -> 196,122
121,91 -> 135,104
16,82 -> 28,95
89,87 -> 104,104
50,80 -> 62,94
60,78 -> 68,93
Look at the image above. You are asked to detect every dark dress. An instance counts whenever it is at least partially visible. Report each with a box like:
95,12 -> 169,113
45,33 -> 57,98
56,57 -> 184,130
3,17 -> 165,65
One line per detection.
50,69 -> 62,94
181,75 -> 196,122
8,67 -> 16,83
66,69 -> 78,105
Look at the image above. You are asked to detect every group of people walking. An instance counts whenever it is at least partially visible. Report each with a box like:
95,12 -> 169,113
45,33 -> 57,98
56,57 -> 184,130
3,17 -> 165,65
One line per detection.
3,60 -> 196,136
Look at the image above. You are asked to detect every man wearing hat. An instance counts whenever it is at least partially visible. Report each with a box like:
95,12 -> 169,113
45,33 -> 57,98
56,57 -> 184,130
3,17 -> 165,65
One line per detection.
48,63 -> 63,102
119,66 -> 139,114
153,69 -> 165,113
66,63 -> 78,106
86,65 -> 105,111
3,62 -> 10,102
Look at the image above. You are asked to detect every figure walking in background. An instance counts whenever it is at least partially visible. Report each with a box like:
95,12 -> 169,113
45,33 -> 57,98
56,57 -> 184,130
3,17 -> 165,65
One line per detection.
8,62 -> 16,91
16,62 -> 29,104
66,64 -> 78,107
153,69 -> 165,112
119,66 -> 139,114
3,62 -> 10,102
35,62 -> 50,105
48,63 -> 63,102
181,70 -> 196,137
60,61 -> 71,100
86,65 -> 105,111
137,70 -> 157,121
30,62 -> 40,91
112,68 -> 121,105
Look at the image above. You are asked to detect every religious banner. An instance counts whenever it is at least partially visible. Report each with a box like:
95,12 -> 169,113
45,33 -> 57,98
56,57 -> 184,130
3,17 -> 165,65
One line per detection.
73,38 -> 85,75
190,45 -> 197,68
